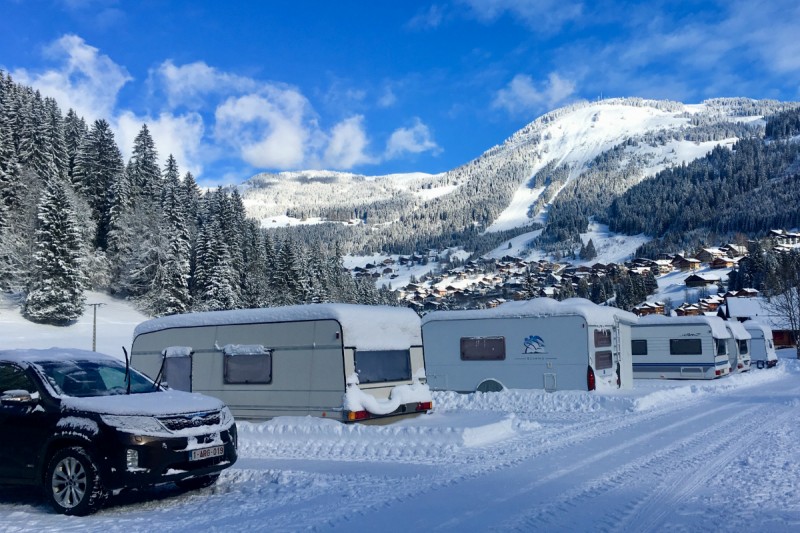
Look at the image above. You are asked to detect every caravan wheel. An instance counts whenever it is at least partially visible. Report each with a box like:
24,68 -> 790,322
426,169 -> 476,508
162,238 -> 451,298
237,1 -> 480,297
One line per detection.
756,360 -> 765,369
476,379 -> 504,393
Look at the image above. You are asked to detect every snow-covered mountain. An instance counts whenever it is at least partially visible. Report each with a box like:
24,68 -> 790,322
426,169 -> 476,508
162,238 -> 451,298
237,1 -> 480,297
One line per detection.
241,97 -> 799,257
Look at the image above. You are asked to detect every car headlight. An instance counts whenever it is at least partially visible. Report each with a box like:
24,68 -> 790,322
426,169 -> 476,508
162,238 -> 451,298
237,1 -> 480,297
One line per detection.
219,406 -> 234,427
101,415 -> 166,433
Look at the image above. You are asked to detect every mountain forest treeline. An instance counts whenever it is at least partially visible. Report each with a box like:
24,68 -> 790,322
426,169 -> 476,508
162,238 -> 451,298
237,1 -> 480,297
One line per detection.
0,73 -> 395,324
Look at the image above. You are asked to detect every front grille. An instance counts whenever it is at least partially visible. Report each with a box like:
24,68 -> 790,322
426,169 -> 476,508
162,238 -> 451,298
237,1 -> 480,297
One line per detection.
158,411 -> 221,431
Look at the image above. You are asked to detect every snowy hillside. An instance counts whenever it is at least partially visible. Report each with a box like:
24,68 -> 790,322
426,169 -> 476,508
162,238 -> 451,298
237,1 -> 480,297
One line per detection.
240,97 -> 796,260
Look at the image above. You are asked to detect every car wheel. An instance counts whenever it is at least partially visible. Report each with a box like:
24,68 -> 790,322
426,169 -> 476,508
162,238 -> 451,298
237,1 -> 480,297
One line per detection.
45,446 -> 108,516
175,473 -> 220,491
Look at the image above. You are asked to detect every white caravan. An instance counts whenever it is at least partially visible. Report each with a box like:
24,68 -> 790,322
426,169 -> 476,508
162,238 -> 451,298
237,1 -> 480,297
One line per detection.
724,320 -> 752,373
743,321 -> 778,369
130,304 -> 432,423
631,315 -> 732,379
421,298 -> 636,393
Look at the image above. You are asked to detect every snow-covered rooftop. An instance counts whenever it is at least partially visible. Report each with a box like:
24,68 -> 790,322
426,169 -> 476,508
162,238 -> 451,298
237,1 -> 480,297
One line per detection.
635,315 -> 731,338
422,297 -> 638,326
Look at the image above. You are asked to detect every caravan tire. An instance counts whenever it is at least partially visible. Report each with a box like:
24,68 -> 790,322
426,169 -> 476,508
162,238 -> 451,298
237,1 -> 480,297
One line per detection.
476,379 -> 504,393
756,360 -> 765,370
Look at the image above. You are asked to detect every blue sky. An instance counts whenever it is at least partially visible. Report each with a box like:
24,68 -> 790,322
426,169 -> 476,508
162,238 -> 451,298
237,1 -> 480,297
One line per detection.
2,0 -> 799,186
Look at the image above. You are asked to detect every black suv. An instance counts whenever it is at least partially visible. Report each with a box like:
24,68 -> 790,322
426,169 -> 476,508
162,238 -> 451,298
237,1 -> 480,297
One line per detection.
0,348 -> 238,515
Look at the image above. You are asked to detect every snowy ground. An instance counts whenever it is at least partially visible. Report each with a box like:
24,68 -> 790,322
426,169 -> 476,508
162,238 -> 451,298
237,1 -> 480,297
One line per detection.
2,297 -> 800,531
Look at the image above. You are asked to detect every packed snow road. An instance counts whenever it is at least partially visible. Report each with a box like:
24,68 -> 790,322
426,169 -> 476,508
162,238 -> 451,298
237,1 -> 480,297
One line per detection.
2,358 -> 800,532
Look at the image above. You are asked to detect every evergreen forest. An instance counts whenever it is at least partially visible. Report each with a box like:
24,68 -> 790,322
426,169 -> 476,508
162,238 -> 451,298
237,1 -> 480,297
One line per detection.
0,73 -> 395,324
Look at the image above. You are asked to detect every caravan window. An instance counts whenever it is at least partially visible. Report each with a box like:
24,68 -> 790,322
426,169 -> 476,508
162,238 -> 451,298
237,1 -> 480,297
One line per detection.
716,339 -> 728,356
594,329 -> 612,348
460,337 -> 506,361
670,339 -> 702,355
223,345 -> 272,384
631,339 -> 648,356
738,340 -> 749,354
354,349 -> 412,384
595,350 -> 613,370
162,347 -> 193,392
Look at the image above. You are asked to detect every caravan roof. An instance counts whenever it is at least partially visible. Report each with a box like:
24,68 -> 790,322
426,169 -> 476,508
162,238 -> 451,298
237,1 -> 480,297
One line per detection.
132,304 -> 421,351
422,297 -> 637,326
636,315 -> 731,338
724,320 -> 752,340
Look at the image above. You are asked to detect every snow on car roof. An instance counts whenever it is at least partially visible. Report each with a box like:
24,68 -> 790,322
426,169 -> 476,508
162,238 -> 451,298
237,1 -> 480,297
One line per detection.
421,298 -> 638,326
133,303 -> 422,351
635,315 -> 732,338
0,347 -> 118,365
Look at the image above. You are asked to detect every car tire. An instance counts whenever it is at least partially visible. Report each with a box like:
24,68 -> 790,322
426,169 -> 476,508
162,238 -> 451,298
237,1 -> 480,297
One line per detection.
44,446 -> 108,516
175,473 -> 220,491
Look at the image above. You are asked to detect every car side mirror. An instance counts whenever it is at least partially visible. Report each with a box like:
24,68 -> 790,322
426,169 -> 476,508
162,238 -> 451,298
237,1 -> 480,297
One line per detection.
1,389 -> 39,405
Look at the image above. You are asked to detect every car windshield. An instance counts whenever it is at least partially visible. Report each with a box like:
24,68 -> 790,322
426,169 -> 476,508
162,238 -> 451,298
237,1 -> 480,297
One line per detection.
34,359 -> 156,397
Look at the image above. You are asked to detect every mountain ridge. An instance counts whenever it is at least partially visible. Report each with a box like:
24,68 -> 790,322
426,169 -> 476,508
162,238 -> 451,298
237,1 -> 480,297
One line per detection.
241,97 -> 800,259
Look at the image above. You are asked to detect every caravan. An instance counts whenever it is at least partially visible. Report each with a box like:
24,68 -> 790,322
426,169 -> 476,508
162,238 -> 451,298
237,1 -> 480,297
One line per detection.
631,315 -> 732,379
724,320 -> 751,373
743,321 -> 778,369
130,304 -> 432,422
421,298 -> 636,393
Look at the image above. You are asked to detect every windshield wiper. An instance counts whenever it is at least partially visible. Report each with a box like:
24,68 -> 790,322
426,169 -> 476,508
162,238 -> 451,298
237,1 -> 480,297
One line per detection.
153,352 -> 167,391
122,346 -> 131,395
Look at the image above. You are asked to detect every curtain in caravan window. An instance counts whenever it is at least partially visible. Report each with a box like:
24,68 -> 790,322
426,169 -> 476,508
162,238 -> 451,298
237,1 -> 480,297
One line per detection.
354,349 -> 411,384
669,339 -> 702,356
162,346 -> 193,392
223,344 -> 272,384
595,350 -> 613,370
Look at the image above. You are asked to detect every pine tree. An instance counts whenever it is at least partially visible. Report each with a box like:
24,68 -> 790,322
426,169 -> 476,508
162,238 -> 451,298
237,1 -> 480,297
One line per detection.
63,109 -> 88,183
127,124 -> 161,201
144,155 -> 191,315
72,119 -> 124,249
23,179 -> 86,324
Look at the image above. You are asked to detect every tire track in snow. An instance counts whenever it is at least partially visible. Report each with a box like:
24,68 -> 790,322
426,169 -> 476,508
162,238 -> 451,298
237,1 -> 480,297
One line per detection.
500,380 -> 800,533
323,388 -> 757,530
502,402 -> 763,531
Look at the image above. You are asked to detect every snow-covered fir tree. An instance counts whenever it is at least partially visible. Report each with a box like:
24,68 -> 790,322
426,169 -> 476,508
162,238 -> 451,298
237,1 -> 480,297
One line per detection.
23,179 -> 86,324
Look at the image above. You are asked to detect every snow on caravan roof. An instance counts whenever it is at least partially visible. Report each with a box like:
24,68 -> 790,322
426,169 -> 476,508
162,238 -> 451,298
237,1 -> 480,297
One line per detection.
133,304 -> 421,351
636,315 -> 731,338
724,320 -> 752,340
743,320 -> 773,338
422,298 -> 637,326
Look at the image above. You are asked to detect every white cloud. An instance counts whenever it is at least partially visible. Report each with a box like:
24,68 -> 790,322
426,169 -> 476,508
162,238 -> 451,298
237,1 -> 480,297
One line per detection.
492,73 -> 576,115
460,0 -> 582,33
385,118 -> 440,159
150,60 -> 258,110
115,111 -> 206,177
406,5 -> 445,30
12,34 -> 131,122
322,115 -> 375,169
214,89 -> 315,170
378,86 -> 398,108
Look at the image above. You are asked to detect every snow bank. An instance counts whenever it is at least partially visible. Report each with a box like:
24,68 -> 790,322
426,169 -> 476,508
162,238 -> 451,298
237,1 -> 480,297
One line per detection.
134,303 -> 421,351
237,410 -> 522,462
344,373 -> 432,415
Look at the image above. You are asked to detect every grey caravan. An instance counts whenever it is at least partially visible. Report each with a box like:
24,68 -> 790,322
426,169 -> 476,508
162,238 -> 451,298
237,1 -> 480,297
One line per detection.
631,315 -> 732,379
743,321 -> 778,369
724,320 -> 751,373
130,304 -> 432,423
421,298 -> 637,393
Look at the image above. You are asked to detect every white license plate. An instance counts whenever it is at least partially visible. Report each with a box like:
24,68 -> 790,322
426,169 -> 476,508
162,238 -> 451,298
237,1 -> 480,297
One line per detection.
190,445 -> 224,461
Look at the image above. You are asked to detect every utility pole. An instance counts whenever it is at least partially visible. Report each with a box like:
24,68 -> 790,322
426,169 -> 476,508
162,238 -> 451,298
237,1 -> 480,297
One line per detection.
87,303 -> 105,352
